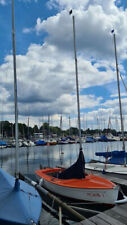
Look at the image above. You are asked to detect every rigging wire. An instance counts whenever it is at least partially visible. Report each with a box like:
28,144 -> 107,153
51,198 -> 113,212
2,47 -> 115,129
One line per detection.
120,73 -> 127,93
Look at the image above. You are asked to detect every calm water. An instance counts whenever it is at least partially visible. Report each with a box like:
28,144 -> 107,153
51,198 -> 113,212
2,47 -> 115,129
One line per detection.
0,141 -> 126,224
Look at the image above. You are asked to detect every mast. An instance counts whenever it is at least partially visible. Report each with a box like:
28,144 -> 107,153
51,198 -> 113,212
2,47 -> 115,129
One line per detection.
12,0 -> 19,177
69,115 -> 71,136
70,12 -> 82,151
48,115 -> 50,139
60,114 -> 62,137
27,117 -> 29,140
112,30 -> 126,166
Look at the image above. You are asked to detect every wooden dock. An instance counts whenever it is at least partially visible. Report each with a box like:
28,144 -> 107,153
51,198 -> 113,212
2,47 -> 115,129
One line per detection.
74,170 -> 127,225
26,171 -> 127,224
74,203 -> 127,225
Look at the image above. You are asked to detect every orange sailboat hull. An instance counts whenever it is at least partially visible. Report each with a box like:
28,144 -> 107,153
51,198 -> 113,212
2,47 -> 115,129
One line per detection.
35,168 -> 119,204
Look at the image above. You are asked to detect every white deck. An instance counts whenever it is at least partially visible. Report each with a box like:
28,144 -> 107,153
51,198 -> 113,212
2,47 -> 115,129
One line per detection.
85,162 -> 127,174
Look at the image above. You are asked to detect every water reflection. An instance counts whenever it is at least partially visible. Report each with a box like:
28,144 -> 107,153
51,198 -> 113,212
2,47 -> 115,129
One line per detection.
0,141 -> 126,224
0,141 -> 126,175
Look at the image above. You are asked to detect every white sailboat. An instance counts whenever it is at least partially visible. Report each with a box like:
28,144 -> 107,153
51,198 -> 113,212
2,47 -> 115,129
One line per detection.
86,30 -> 127,177
35,14 -> 126,205
0,1 -> 42,224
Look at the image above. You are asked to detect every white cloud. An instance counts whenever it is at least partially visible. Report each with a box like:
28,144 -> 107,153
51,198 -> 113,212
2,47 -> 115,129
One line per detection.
110,92 -> 127,98
0,41 -> 112,122
20,0 -> 38,2
1,0 -> 127,129
47,0 -> 118,12
0,0 -> 38,4
0,0 -> 6,5
47,0 -> 94,10
22,27 -> 34,34
35,0 -> 127,63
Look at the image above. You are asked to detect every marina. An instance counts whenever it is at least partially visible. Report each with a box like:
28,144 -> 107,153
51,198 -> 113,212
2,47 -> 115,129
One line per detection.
1,141 -> 127,224
1,1 -> 127,224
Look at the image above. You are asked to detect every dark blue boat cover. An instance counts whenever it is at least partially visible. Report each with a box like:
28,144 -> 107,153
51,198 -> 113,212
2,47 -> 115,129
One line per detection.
96,150 -> 125,158
108,155 -> 127,164
99,135 -> 108,142
85,137 -> 95,143
0,168 -> 41,225
0,140 -> 7,146
36,140 -> 46,145
58,150 -> 85,179
96,150 -> 127,165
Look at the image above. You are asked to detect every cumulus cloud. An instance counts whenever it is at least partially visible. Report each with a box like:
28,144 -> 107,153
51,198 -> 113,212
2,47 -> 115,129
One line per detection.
35,0 -> 127,63
1,0 -> 127,129
0,0 -> 6,5
0,40 -> 114,122
47,0 -> 92,10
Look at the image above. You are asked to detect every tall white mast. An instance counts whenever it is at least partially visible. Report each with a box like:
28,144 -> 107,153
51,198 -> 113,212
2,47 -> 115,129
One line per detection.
71,13 -> 82,151
112,31 -> 126,166
11,0 -> 19,177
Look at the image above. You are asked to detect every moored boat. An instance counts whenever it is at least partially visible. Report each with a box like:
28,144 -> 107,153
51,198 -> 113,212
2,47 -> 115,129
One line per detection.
36,13 -> 127,207
0,169 -> 42,225
35,151 -> 120,205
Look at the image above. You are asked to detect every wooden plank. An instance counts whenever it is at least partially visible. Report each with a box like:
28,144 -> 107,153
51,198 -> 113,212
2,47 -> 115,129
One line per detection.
90,214 -> 111,225
74,219 -> 95,225
75,210 -> 126,225
117,203 -> 127,212
97,212 -> 126,225
105,205 -> 127,224
74,205 -> 127,225
110,204 -> 127,217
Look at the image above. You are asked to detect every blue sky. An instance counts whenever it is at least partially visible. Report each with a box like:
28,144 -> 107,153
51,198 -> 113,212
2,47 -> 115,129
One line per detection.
0,0 -> 127,130
0,0 -> 56,63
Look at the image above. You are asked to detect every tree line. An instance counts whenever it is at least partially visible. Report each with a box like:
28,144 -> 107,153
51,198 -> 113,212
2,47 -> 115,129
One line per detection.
0,120 -> 123,139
